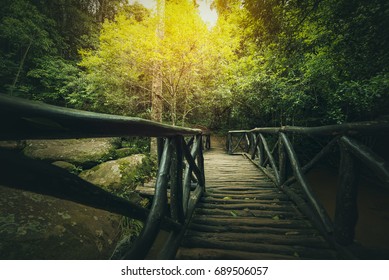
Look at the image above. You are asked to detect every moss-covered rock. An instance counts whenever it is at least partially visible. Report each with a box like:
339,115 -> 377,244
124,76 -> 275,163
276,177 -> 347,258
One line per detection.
115,147 -> 136,159
0,141 -> 26,150
23,138 -> 118,168
52,161 -> 78,173
79,154 -> 146,191
0,185 -> 122,259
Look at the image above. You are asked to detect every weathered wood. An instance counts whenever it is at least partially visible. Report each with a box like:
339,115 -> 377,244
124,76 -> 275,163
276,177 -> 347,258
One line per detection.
203,192 -> 288,200
259,134 -> 280,183
182,135 -> 204,189
280,133 -> 333,233
334,142 -> 359,245
177,247 -> 298,260
0,149 -> 180,232
185,231 -> 329,248
278,136 -> 287,185
200,197 -> 290,205
197,134 -> 206,191
157,137 -> 164,166
257,134 -> 265,166
0,94 -> 201,140
245,121 -> 389,135
177,146 -> 341,260
227,133 -> 233,154
194,208 -> 303,218
182,237 -> 338,259
191,216 -> 312,228
206,185 -> 275,191
135,185 -> 166,197
206,189 -> 279,195
231,133 -> 245,154
283,137 -> 339,186
244,133 -> 250,153
189,223 -> 319,235
118,137 -> 172,259
341,136 -> 389,189
170,136 -> 184,223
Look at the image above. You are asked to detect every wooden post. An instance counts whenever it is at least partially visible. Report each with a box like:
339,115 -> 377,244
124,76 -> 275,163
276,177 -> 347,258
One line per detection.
334,142 -> 359,245
121,137 -> 172,259
227,133 -> 233,154
170,136 -> 184,223
197,135 -> 206,191
207,134 -> 211,150
157,137 -> 164,166
259,134 -> 280,184
244,132 -> 250,153
278,134 -> 287,185
250,133 -> 257,160
280,133 -> 333,232
257,134 -> 264,166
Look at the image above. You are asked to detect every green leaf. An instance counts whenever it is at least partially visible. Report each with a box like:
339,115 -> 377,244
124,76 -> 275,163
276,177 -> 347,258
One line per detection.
230,210 -> 238,217
272,215 -> 280,220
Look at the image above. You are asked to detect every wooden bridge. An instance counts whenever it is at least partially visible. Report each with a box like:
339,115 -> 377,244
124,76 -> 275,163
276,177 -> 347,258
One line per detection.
1,94 -> 389,259
176,145 -> 339,259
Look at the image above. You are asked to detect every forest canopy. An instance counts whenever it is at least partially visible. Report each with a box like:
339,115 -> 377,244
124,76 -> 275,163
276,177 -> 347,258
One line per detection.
1,0 -> 388,130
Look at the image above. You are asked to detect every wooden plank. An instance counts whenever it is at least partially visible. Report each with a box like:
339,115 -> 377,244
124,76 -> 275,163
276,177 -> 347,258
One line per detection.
176,248 -> 298,260
197,202 -> 293,211
206,189 -> 278,195
191,216 -> 312,228
176,146 -> 340,260
203,192 -> 288,200
188,223 -> 319,235
184,231 -> 330,248
200,197 -> 291,205
181,237 -> 338,259
194,208 -> 303,219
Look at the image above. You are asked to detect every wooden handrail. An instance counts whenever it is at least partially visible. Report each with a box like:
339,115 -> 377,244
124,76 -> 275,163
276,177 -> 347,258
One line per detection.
0,94 -> 209,259
0,94 -> 201,140
230,121 -> 389,136
228,120 -> 389,247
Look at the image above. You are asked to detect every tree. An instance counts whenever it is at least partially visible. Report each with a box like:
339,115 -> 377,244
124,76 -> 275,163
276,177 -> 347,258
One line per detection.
76,0 -> 237,126
151,0 -> 165,124
0,0 -> 57,95
217,0 -> 389,127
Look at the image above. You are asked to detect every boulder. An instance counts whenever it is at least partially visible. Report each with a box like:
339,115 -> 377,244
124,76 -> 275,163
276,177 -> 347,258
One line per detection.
115,147 -> 135,159
79,154 -> 146,191
0,185 -> 123,259
0,141 -> 26,150
23,138 -> 118,167
52,161 -> 78,173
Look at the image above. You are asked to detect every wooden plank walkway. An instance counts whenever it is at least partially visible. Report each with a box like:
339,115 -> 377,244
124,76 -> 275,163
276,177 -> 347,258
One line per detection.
176,145 -> 340,260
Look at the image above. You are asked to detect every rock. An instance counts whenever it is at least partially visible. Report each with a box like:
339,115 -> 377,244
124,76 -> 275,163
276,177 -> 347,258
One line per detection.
115,147 -> 135,158
0,140 -> 26,150
23,138 -> 118,167
52,161 -> 78,172
0,185 -> 123,259
79,154 -> 146,191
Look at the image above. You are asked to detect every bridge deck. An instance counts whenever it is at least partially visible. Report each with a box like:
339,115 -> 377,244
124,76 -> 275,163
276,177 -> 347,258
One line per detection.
176,146 -> 340,259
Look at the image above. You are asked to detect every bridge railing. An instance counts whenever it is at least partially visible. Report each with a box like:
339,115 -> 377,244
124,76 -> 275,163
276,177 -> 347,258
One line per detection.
0,94 -> 210,259
227,121 -> 389,246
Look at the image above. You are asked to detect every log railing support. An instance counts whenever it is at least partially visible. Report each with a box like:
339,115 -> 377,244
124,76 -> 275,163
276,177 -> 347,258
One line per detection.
334,141 -> 359,245
228,121 -> 389,250
0,95 -> 210,260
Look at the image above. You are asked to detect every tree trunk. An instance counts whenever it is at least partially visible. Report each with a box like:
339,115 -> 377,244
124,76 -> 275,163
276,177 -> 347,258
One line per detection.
150,0 -> 165,155
11,38 -> 33,95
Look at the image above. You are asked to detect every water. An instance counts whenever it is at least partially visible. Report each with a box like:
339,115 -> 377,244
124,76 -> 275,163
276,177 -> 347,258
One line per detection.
307,167 -> 389,254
